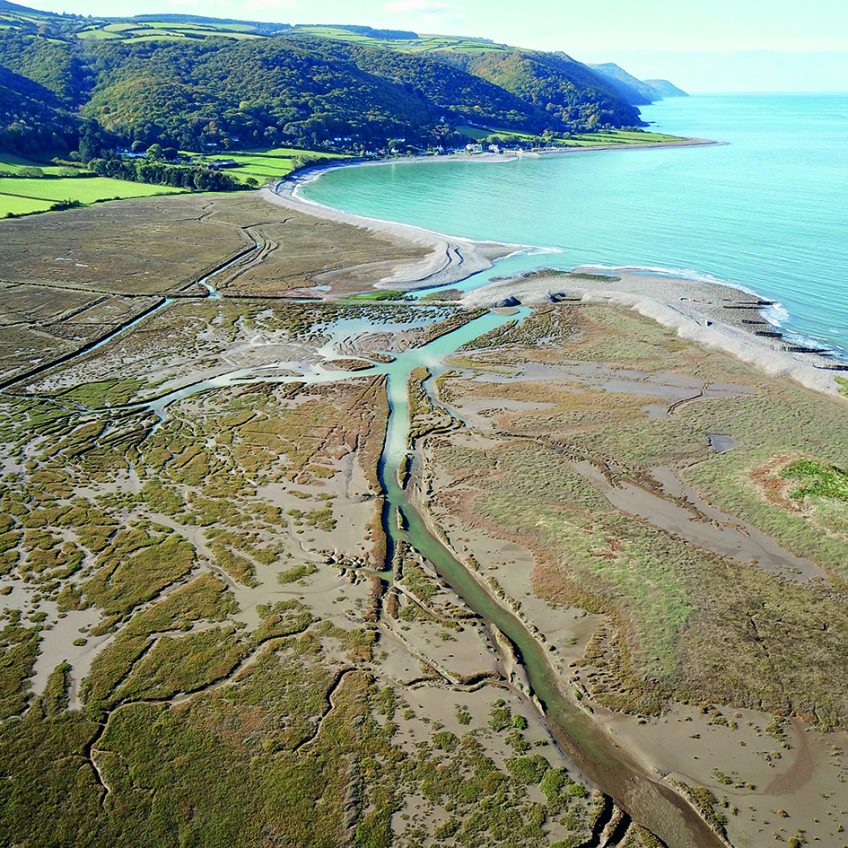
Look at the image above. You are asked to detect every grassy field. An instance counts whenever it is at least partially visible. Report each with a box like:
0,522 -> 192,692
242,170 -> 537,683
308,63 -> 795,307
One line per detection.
76,20 -> 265,41
35,15 -> 516,50
564,129 -> 683,146
0,154 -> 183,218
456,125 -> 497,141
0,6 -> 263,40
2,6 -> 515,50
456,126 -> 682,146
194,147 -> 347,185
0,153 -> 76,176
0,194 -> 55,216
292,27 -> 512,55
0,176 -> 183,217
0,146 -> 348,219
66,21 -> 513,50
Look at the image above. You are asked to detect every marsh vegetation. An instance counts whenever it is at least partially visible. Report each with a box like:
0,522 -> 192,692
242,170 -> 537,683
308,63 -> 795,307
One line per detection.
2,193 -> 847,847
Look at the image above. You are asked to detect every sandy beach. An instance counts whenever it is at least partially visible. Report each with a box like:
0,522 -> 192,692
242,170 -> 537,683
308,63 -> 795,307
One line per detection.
262,170 -> 522,291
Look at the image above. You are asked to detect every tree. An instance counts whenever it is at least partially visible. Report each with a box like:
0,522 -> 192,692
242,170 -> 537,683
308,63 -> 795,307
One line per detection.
78,121 -> 107,163
146,143 -> 164,161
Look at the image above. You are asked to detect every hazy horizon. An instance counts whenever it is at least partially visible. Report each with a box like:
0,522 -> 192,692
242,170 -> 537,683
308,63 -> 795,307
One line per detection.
17,0 -> 848,93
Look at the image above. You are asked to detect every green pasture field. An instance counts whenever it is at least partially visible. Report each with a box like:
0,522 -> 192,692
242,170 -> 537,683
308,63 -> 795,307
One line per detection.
195,147 -> 347,185
74,18 -> 265,41
0,153 -> 71,176
455,126 -> 683,147
74,18 -> 263,41
76,27 -> 122,39
292,27 -> 512,55
0,195 -> 54,216
564,129 -> 682,146
0,155 -> 184,218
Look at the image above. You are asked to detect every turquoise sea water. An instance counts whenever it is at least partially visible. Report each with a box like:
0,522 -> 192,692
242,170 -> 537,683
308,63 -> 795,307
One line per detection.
303,94 -> 848,356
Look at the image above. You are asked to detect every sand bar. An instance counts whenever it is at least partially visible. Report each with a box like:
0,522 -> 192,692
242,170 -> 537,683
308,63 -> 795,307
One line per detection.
462,267 -> 847,398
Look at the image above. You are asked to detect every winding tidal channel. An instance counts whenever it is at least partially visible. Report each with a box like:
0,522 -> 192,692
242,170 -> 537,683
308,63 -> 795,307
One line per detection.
17,243 -> 725,846
375,311 -> 725,848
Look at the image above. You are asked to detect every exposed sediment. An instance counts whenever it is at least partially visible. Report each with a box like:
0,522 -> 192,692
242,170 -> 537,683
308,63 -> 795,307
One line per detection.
263,175 -> 521,291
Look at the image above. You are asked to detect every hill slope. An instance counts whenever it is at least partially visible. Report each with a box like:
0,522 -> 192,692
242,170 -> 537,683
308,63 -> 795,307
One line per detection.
589,63 -> 659,105
82,37 -> 441,149
466,51 -> 643,130
0,0 -> 653,156
0,64 -> 79,153
645,78 -> 688,97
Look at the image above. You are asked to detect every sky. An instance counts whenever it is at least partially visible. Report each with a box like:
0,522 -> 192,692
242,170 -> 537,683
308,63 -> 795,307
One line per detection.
22,0 -> 848,91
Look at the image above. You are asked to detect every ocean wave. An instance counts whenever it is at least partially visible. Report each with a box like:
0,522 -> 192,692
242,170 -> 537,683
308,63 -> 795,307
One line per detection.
771,324 -> 847,359
763,303 -> 790,328
525,246 -> 565,256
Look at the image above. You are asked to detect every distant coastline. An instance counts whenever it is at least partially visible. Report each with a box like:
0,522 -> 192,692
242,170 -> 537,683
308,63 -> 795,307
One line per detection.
281,133 -> 721,185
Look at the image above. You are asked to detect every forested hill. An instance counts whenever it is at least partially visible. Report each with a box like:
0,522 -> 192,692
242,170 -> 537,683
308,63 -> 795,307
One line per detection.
590,64 -> 689,104
0,0 -> 652,157
644,79 -> 689,98
590,63 -> 663,105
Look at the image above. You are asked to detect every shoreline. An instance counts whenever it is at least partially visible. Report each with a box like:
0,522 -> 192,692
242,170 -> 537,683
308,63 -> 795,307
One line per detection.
278,135 -> 720,183
282,134 -> 721,182
261,172 -> 526,292
259,134 -> 718,292
262,150 -> 847,400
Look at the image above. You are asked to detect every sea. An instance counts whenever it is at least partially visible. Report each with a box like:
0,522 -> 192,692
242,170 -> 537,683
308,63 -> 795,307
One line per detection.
302,94 -> 848,357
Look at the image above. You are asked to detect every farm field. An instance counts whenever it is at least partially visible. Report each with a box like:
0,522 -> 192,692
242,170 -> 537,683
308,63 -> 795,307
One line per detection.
0,150 -> 344,220
77,20 -> 263,41
196,147 -> 347,185
291,26 -> 513,54
60,19 -> 515,50
564,129 -> 681,145
0,154 -> 184,218
0,153 -> 77,175
454,125 -> 681,146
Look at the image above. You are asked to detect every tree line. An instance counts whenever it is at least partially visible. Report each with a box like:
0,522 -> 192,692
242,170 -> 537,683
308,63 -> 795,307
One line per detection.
87,156 -> 245,191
